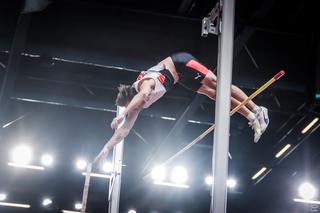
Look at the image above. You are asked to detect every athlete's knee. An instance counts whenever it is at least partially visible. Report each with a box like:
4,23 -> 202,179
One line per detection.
207,89 -> 216,100
202,71 -> 217,85
198,86 -> 216,100
231,85 -> 240,93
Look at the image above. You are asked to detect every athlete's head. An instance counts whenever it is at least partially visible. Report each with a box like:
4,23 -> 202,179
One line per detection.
115,84 -> 137,107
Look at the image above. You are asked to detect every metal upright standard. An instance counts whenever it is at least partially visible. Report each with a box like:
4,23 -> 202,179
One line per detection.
202,0 -> 236,212
212,0 -> 235,212
108,106 -> 125,213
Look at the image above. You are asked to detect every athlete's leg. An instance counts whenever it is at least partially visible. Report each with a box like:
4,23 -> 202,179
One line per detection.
197,84 -> 263,142
199,70 -> 268,142
197,84 -> 253,118
201,71 -> 258,111
231,85 -> 256,110
170,52 -> 267,142
202,71 -> 268,127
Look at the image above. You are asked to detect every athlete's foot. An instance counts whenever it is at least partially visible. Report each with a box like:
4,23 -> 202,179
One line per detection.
249,119 -> 263,143
253,106 -> 269,133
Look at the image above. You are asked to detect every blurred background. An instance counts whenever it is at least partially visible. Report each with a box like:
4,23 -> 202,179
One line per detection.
0,0 -> 319,212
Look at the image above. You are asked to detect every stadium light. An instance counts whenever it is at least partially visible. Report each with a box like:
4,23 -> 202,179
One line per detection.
298,182 -> 317,200
301,117 -> 319,134
11,145 -> 32,165
74,202 -> 82,210
171,166 -> 188,184
275,144 -> 291,158
76,159 -> 87,170
102,162 -> 113,173
41,154 -> 54,166
227,178 -> 237,188
0,193 -> 7,201
205,176 -> 214,185
204,176 -> 237,188
151,166 -> 167,181
42,198 -> 52,207
251,167 -> 267,180
128,209 -> 137,213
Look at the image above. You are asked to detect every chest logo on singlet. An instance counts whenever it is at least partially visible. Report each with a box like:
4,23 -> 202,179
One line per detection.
194,73 -> 202,80
137,72 -> 145,81
158,74 -> 166,84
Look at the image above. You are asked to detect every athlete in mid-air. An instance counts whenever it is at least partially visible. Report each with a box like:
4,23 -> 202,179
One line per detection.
95,52 -> 269,161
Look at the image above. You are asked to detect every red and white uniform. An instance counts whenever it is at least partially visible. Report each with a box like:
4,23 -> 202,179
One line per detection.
132,65 -> 167,109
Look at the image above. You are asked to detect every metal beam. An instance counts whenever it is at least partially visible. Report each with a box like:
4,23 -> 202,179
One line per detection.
233,0 -> 276,58
0,13 -> 31,138
0,49 -> 304,93
2,110 -> 34,128
10,92 -> 214,125
211,0 -> 235,212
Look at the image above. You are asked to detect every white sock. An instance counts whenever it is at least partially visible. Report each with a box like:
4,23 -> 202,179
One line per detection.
246,112 -> 256,121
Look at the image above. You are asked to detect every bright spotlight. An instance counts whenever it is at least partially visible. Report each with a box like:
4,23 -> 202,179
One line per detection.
102,162 -> 113,173
205,176 -> 213,185
151,166 -> 166,181
298,182 -> 317,200
41,154 -> 53,166
76,159 -> 87,170
128,209 -> 136,213
301,117 -> 319,134
252,167 -> 267,180
42,198 -> 52,206
171,166 -> 188,184
0,193 -> 7,201
74,202 -> 82,210
275,144 -> 291,158
227,178 -> 237,188
11,145 -> 32,165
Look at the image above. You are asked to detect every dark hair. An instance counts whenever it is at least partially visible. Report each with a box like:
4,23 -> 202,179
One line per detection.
115,84 -> 137,106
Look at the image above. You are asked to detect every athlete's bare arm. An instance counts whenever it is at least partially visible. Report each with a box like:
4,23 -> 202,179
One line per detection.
94,78 -> 155,162
94,109 -> 140,162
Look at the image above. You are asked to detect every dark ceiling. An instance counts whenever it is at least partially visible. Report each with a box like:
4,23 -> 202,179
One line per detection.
0,0 -> 320,213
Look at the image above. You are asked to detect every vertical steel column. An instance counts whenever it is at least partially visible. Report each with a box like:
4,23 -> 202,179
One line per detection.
211,0 -> 235,212
108,106 -> 125,213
